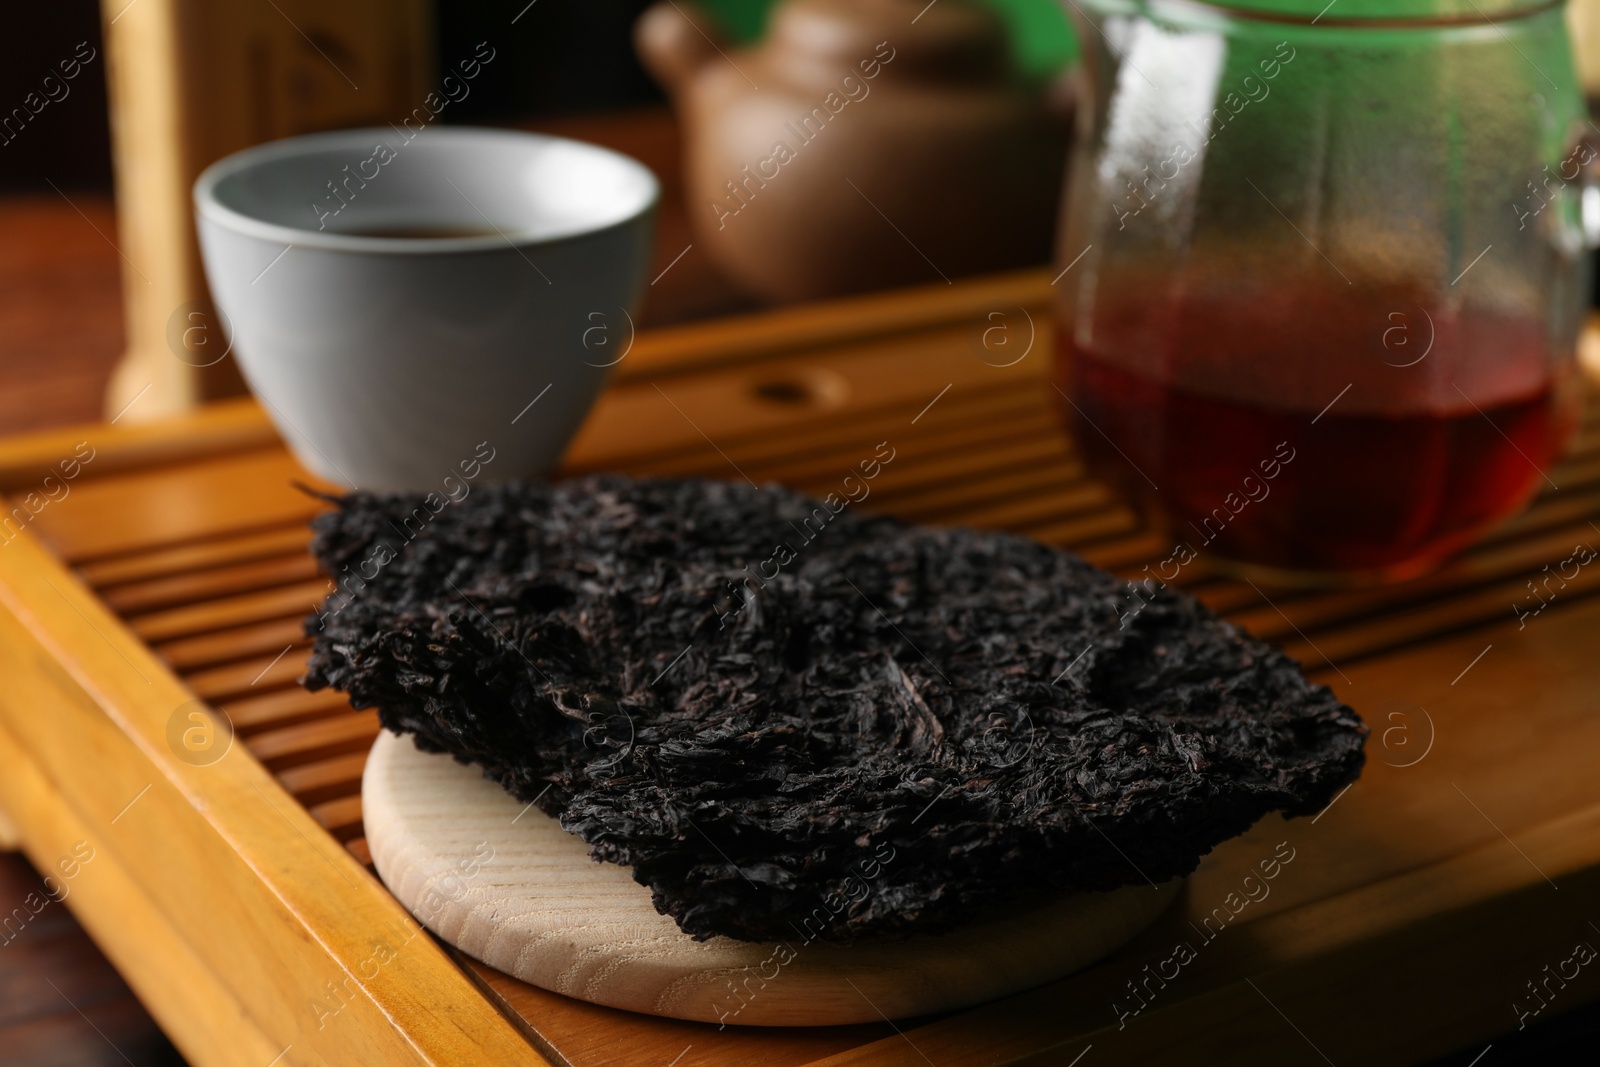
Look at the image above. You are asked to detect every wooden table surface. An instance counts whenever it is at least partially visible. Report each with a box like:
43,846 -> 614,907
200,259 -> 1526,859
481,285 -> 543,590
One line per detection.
0,852 -> 185,1067
0,193 -> 125,436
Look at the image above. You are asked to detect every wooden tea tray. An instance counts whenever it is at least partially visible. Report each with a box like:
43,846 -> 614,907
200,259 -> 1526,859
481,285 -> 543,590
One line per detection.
1,268 -> 1598,1066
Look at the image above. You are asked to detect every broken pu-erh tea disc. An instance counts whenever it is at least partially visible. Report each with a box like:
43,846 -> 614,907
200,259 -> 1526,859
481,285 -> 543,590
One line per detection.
312,477 -> 1365,1021
362,728 -> 1182,1025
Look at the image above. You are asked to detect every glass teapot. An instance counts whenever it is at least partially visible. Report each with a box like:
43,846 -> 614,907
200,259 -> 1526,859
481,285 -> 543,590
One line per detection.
1053,0 -> 1593,581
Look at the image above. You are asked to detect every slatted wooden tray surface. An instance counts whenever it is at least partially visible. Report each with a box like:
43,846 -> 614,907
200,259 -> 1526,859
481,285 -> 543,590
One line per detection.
5,269 -> 1600,1067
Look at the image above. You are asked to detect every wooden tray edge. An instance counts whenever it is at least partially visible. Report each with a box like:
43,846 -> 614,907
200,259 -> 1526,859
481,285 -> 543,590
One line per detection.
0,524 -> 548,1067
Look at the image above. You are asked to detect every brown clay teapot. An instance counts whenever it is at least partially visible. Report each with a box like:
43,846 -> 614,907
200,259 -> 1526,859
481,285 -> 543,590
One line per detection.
636,0 -> 1070,303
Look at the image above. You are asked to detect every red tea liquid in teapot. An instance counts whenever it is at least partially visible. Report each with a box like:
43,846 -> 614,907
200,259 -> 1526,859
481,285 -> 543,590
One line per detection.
1055,285 -> 1581,578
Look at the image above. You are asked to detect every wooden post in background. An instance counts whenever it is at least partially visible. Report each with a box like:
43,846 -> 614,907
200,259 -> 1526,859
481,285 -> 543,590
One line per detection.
1572,0 -> 1600,102
100,0 -> 434,422
0,801 -> 18,850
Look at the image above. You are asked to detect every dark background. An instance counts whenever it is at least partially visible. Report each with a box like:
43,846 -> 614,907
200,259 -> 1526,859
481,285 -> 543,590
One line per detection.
0,0 -> 667,192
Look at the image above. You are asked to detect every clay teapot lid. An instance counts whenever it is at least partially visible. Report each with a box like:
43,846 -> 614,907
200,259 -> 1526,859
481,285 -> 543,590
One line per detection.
767,0 -> 1011,83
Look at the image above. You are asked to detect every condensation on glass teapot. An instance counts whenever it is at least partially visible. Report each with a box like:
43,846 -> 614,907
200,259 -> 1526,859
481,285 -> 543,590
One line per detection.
1053,0 -> 1596,580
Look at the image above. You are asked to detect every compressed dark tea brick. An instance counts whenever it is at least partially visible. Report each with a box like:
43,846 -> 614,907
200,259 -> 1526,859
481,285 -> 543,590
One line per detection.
304,476 -> 1365,943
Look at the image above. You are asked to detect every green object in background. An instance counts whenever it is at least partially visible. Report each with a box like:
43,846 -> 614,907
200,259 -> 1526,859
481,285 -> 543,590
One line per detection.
696,0 -> 1079,76
696,0 -> 772,41
984,0 -> 1081,76
1189,0 -> 1550,16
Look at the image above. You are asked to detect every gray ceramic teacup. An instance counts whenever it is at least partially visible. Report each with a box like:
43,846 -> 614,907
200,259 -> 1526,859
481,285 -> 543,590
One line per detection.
195,126 -> 658,492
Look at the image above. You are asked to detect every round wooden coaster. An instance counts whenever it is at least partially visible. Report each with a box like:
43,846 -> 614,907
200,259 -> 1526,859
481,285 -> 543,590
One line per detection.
362,729 -> 1181,1027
